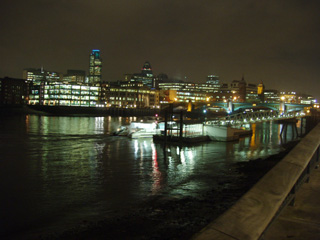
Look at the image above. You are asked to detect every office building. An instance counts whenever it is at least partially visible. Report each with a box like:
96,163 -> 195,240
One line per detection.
129,61 -> 154,88
246,83 -> 258,103
28,81 -> 100,106
63,70 -> 86,83
88,49 -> 102,84
101,82 -> 160,108
23,68 -> 61,84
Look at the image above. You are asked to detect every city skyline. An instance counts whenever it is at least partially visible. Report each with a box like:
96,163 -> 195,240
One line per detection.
1,0 -> 319,99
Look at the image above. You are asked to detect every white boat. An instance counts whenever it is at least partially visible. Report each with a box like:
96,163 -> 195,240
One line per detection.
128,121 -> 163,138
113,125 -> 129,136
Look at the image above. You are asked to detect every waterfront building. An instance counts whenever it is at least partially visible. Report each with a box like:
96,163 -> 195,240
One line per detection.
246,83 -> 258,103
0,77 -> 28,105
62,70 -> 86,83
23,68 -> 61,84
100,83 -> 160,108
28,81 -> 100,106
158,81 -> 208,103
88,49 -> 102,84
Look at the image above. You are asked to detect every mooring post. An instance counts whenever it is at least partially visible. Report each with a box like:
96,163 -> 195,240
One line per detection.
164,110 -> 168,144
179,111 -> 183,142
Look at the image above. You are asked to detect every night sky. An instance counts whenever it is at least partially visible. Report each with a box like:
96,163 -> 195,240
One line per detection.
1,0 -> 319,99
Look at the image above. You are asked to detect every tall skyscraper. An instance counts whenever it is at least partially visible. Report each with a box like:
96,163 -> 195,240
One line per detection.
88,49 -> 102,84
129,61 -> 154,88
141,61 -> 153,78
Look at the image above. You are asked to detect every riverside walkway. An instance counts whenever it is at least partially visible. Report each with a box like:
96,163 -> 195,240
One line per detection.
193,123 -> 320,240
263,165 -> 320,239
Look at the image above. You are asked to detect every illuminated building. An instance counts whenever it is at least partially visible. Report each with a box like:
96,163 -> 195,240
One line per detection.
211,83 -> 233,102
101,83 -> 160,108
280,91 -> 297,103
23,68 -> 61,84
246,83 -> 258,103
264,89 -> 280,103
29,82 -> 100,106
62,70 -> 86,83
158,82 -> 207,103
206,74 -> 220,85
0,77 -> 28,105
88,49 -> 102,84
298,94 -> 317,104
141,61 -> 153,78
129,61 -> 154,88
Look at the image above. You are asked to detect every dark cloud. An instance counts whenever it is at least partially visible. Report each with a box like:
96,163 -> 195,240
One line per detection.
1,0 -> 319,99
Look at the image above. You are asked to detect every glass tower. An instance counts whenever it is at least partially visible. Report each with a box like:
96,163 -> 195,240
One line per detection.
88,49 -> 102,84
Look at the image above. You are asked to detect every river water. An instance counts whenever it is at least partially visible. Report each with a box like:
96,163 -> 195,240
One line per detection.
0,114 -> 300,238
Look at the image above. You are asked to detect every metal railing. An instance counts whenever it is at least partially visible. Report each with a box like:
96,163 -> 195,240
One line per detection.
205,110 -> 306,126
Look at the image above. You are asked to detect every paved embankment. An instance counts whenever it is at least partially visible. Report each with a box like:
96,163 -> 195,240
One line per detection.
263,165 -> 320,240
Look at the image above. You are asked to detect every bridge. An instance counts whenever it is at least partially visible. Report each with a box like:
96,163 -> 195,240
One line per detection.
205,110 -> 306,126
208,102 -> 311,113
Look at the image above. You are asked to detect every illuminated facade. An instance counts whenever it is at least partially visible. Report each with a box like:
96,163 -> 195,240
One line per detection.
158,82 -> 208,103
88,49 -> 102,84
246,83 -> 258,103
206,74 -> 220,85
280,91 -> 297,103
23,68 -> 61,84
211,84 -> 233,102
264,89 -> 280,103
62,70 -> 86,83
298,94 -> 317,105
29,82 -> 100,106
101,84 -> 160,108
129,61 -> 154,88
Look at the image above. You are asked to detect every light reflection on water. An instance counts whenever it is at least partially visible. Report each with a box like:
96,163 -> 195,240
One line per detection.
0,115 -> 301,237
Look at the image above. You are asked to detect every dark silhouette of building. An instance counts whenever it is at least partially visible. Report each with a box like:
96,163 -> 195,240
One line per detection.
231,76 -> 246,102
0,77 -> 28,106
